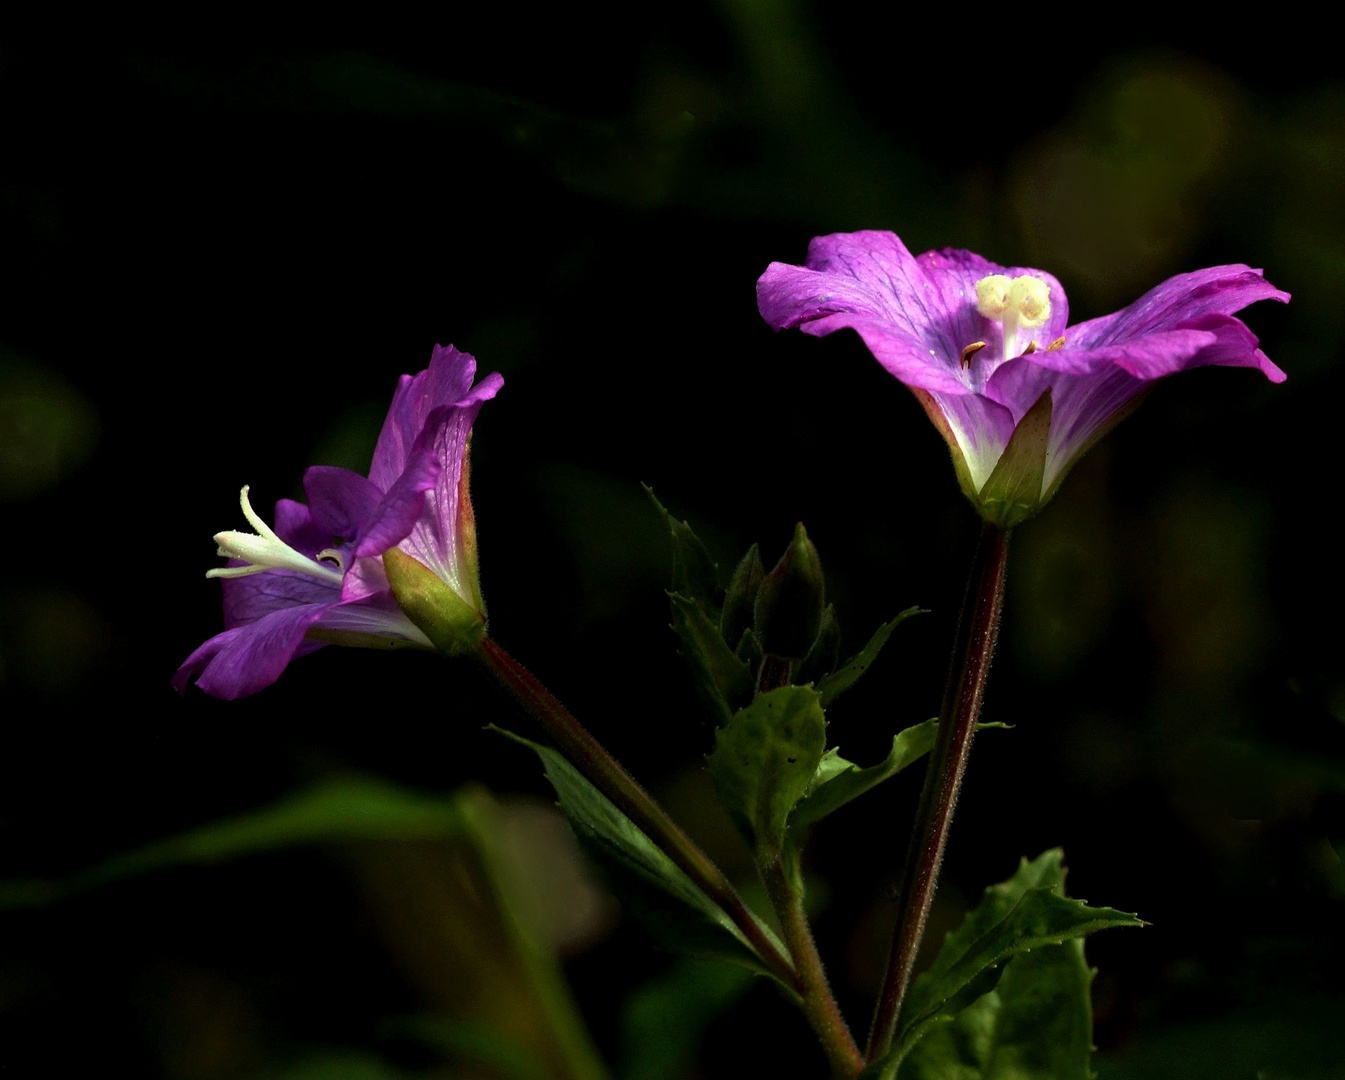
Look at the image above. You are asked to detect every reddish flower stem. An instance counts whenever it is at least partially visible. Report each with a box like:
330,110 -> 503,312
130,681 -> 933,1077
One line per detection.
475,636 -> 798,990
763,853 -> 865,1078
865,522 -> 1011,1064
756,652 -> 864,1076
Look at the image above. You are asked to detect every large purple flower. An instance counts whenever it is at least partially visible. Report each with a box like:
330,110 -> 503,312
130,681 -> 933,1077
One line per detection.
174,344 -> 504,699
758,231 -> 1288,525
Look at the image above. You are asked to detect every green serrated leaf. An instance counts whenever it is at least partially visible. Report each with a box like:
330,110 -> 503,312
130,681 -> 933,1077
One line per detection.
791,720 -> 1008,836
873,849 -> 1142,1079
496,729 -> 785,982
898,939 -> 1095,1080
645,485 -> 720,606
817,607 -> 925,707
706,686 -> 827,864
669,593 -> 754,723
789,718 -> 939,834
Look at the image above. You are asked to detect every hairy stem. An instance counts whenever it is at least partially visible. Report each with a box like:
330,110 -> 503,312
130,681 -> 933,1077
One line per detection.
475,636 -> 798,989
866,522 -> 1011,1063
763,850 -> 864,1079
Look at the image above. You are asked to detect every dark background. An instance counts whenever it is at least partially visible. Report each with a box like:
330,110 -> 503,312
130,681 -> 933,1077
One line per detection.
2,9 -> 1341,1078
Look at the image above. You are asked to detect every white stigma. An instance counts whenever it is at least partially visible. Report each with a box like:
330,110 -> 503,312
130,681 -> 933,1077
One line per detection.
974,275 -> 1014,319
207,485 -> 346,586
1010,276 -> 1051,327
975,273 -> 1052,361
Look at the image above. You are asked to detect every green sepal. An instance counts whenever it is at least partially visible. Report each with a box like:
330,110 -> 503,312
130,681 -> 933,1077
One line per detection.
794,603 -> 841,687
733,625 -> 763,668
706,685 -> 827,865
669,593 -> 754,724
869,849 -> 1143,1080
720,543 -> 765,649
815,607 -> 925,707
497,729 -> 787,983
645,485 -> 720,609
975,389 -> 1053,529
383,546 -> 485,656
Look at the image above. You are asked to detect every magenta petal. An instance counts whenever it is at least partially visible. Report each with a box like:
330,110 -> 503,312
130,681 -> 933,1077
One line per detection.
925,389 -> 1019,488
368,345 -> 503,491
354,421 -> 442,559
987,330 -> 1218,388
758,231 -> 1070,394
396,406 -> 479,597
221,567 -> 340,630
1069,264 -> 1289,349
1166,313 -> 1287,382
174,603 -> 333,699
273,498 -> 317,544
304,467 -> 384,544
317,590 -> 432,643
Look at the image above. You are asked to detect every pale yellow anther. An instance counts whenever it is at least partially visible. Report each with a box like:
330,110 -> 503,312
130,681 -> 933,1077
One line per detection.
1009,275 -> 1051,328
960,341 -> 987,368
1047,336 -> 1067,351
975,275 -> 1013,318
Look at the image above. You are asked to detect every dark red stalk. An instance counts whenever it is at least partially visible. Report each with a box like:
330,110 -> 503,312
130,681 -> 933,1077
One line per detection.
475,636 -> 798,990
865,522 -> 1011,1063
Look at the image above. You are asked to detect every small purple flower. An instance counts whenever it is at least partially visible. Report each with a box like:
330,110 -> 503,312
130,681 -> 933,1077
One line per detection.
758,231 -> 1288,525
175,345 -> 503,699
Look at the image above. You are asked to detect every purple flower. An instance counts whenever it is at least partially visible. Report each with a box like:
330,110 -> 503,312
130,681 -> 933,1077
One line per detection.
174,345 -> 504,699
758,231 -> 1288,525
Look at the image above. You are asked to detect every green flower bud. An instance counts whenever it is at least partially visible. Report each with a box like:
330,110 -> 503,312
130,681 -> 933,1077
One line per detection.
721,543 -> 765,649
753,523 -> 826,660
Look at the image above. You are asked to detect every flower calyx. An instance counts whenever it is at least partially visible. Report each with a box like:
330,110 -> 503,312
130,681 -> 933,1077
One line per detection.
383,546 -> 487,656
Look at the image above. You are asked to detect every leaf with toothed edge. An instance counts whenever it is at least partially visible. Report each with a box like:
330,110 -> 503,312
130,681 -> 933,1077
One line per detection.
645,485 -> 720,609
791,718 -> 1008,837
706,686 -> 827,865
865,849 -> 1142,1080
668,593 -> 753,724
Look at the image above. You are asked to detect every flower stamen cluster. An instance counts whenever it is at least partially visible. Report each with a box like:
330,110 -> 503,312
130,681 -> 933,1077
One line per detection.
208,485 -> 345,586
974,273 -> 1052,363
